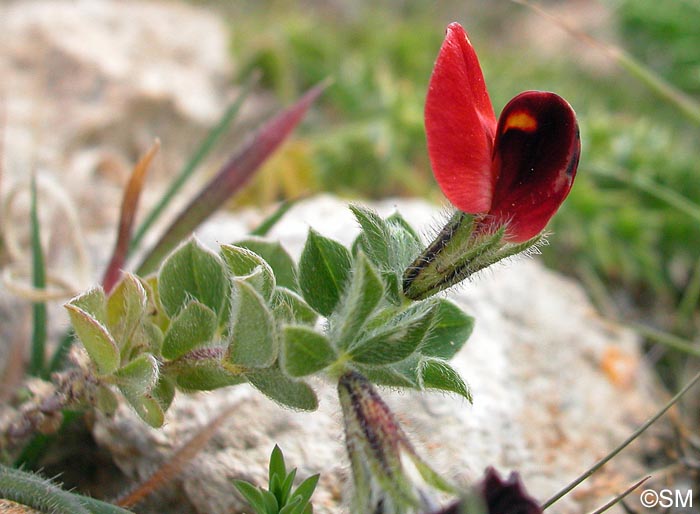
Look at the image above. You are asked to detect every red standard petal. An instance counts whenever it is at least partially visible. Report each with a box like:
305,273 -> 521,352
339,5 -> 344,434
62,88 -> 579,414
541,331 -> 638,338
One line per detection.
425,22 -> 498,213
488,91 -> 580,242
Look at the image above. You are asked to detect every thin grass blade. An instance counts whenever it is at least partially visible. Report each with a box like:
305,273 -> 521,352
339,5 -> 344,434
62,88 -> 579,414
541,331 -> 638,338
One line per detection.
542,370 -> 700,509
29,174 -> 47,377
585,476 -> 651,514
251,197 -> 302,237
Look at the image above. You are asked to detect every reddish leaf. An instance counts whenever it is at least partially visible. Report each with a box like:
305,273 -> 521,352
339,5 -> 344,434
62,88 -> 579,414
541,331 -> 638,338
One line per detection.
425,22 -> 497,214
103,140 -> 160,293
137,81 -> 328,275
489,91 -> 580,242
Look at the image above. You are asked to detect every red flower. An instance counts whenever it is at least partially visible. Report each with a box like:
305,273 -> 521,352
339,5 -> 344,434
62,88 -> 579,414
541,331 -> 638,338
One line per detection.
425,23 -> 580,242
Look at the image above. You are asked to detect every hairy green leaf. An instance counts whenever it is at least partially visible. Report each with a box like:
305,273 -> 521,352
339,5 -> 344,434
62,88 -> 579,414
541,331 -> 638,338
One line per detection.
282,326 -> 336,377
420,300 -> 474,360
115,353 -> 159,397
162,301 -> 218,360
334,252 -> 384,349
234,238 -> 298,291
247,367 -> 318,411
158,238 -> 229,319
298,229 -> 352,316
124,393 -> 165,427
349,305 -> 434,365
227,280 -> 278,368
65,294 -> 119,375
350,204 -> 392,268
105,273 -> 147,344
420,358 -> 472,401
272,287 -> 319,325
220,244 -> 276,300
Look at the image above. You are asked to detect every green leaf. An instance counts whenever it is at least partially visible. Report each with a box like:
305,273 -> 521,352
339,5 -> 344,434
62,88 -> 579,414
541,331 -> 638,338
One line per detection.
162,301 -> 218,360
351,206 -> 423,304
246,367 -> 318,411
420,300 -> 474,360
152,375 -> 176,412
353,363 -> 417,388
105,273 -> 148,348
70,287 -> 107,322
278,468 -> 297,507
420,359 -> 472,401
350,204 -> 391,268
115,353 -> 159,397
279,496 -> 303,514
95,385 -> 119,415
269,473 -> 282,504
227,280 -> 278,368
298,229 -> 352,316
386,211 -> 421,244
269,445 -> 287,491
65,295 -> 120,375
272,287 -> 319,325
174,360 -> 246,391
234,480 -> 267,514
220,244 -> 276,301
261,489 -> 279,513
124,393 -> 165,427
234,238 -> 298,291
349,305 -> 434,365
281,326 -> 336,377
158,238 -> 229,319
290,474 -> 320,507
142,275 -> 170,332
333,252 -> 384,349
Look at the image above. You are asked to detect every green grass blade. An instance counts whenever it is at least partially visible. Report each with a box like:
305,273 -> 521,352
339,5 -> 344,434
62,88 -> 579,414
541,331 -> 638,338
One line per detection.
631,323 -> 700,357
251,198 -> 301,237
590,167 -> 700,223
29,174 -> 47,378
129,74 -> 259,256
676,256 -> 700,330
47,330 -> 75,374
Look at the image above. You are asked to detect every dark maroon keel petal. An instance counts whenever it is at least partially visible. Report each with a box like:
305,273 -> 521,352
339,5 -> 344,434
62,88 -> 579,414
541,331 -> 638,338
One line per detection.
488,91 -> 580,242
425,22 -> 498,214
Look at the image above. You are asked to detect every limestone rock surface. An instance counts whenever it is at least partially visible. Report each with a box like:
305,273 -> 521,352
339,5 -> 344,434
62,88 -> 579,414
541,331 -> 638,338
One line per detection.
94,196 -> 661,514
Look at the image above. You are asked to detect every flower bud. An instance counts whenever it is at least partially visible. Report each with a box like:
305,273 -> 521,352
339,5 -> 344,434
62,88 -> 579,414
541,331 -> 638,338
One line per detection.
338,370 -> 454,513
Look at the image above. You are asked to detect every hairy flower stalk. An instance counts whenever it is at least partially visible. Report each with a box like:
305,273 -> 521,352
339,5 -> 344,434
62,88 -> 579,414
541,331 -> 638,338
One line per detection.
338,370 -> 454,514
403,23 -> 581,300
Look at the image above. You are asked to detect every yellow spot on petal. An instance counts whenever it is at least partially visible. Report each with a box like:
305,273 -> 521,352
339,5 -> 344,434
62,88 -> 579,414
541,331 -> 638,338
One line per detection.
504,111 -> 537,132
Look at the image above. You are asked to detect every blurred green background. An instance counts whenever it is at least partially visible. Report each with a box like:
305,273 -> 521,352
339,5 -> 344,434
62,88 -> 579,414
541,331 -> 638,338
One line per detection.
204,0 -> 700,362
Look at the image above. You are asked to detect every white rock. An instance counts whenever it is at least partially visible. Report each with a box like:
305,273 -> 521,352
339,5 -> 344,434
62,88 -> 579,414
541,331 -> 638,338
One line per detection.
94,196 -> 659,514
0,0 -> 233,230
